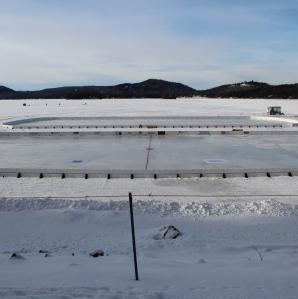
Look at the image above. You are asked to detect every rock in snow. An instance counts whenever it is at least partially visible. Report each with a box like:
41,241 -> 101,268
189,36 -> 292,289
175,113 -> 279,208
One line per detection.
9,252 -> 25,260
154,225 -> 182,240
89,249 -> 104,258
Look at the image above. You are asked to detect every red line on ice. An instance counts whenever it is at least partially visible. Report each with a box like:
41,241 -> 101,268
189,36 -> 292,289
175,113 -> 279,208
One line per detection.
145,135 -> 153,170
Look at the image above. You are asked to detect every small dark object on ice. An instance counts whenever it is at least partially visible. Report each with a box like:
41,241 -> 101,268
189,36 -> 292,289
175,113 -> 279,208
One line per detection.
89,249 -> 104,258
72,252 -> 75,256
72,160 -> 82,163
9,252 -> 25,260
154,225 -> 182,240
38,249 -> 51,257
199,258 -> 207,264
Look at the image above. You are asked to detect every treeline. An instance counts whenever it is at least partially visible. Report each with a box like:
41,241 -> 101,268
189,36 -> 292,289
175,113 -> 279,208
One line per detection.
0,79 -> 196,99
1,79 -> 298,99
199,81 -> 298,99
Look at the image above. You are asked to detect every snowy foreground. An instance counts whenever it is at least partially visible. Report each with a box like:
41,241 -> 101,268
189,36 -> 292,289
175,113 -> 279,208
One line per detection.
1,177 -> 298,299
1,98 -> 298,299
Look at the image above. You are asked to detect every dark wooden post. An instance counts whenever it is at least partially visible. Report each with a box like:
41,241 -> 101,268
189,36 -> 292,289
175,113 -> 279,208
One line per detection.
129,192 -> 139,281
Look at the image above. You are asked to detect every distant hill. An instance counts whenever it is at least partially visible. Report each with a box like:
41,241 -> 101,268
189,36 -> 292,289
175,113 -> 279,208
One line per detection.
1,79 -> 298,99
0,85 -> 14,94
198,81 -> 298,99
0,79 -> 197,99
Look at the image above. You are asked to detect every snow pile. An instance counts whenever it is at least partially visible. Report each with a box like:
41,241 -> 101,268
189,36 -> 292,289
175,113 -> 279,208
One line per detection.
153,225 -> 182,240
0,288 -> 183,299
0,197 -> 296,217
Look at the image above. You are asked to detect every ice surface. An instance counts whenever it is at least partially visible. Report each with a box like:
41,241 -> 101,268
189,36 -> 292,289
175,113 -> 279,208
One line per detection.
1,98 -> 298,298
0,134 -> 298,170
0,98 -> 298,122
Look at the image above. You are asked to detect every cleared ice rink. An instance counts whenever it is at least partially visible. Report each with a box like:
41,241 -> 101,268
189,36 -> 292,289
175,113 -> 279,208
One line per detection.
1,99 -> 298,175
1,134 -> 298,171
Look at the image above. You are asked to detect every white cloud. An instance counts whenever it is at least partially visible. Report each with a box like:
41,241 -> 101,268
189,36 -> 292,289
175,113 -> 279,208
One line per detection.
0,0 -> 297,89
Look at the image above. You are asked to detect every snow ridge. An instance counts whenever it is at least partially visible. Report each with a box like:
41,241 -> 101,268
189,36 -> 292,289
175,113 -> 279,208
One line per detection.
0,197 -> 296,217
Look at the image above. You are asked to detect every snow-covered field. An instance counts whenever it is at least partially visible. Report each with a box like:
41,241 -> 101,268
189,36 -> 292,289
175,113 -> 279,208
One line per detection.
1,98 -> 298,299
0,97 -> 298,121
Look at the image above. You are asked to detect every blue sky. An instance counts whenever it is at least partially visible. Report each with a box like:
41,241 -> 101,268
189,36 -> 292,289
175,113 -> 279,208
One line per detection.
0,0 -> 298,90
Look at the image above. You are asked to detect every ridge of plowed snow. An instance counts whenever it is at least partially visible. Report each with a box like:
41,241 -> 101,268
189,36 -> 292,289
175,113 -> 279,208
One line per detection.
0,197 -> 296,216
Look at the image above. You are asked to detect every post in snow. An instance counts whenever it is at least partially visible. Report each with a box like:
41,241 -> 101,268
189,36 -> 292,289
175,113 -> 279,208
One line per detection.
129,192 -> 139,281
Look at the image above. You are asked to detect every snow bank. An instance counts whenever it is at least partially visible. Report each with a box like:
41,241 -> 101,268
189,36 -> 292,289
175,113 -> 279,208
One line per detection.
0,197 -> 296,217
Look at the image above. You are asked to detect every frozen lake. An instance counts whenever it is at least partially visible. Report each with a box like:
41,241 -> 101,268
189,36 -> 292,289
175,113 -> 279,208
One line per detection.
1,98 -> 298,122
1,134 -> 298,170
1,99 -> 298,299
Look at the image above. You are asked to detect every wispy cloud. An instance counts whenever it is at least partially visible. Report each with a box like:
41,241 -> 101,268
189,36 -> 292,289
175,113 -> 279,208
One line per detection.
0,0 -> 297,89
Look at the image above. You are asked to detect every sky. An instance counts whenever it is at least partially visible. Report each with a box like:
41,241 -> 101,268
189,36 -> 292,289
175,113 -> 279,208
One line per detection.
0,0 -> 298,90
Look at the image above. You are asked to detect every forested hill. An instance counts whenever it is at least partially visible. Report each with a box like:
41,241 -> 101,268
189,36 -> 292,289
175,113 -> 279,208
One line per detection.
198,81 -> 298,99
0,79 -> 196,99
1,80 -> 298,99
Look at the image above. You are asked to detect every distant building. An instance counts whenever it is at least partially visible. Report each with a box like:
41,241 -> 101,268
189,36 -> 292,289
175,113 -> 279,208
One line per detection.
267,106 -> 283,116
